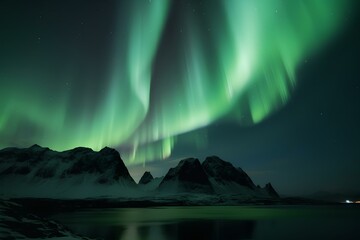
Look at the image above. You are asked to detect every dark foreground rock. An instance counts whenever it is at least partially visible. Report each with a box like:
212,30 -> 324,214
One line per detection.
0,199 -> 95,239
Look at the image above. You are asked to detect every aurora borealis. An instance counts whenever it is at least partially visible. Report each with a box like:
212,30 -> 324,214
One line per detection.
1,0 -> 360,194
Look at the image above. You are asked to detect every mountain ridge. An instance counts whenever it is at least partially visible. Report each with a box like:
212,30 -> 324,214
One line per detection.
0,145 -> 279,199
0,144 -> 136,198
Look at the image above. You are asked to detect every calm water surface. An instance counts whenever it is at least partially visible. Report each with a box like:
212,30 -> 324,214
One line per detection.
52,205 -> 360,240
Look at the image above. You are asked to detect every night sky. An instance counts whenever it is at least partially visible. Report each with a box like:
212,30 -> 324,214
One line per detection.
1,0 -> 359,195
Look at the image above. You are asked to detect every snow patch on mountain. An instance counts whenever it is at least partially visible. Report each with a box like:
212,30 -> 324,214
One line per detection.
0,145 -> 137,198
0,145 -> 279,200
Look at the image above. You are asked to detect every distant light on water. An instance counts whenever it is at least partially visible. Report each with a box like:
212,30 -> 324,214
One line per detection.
345,200 -> 353,204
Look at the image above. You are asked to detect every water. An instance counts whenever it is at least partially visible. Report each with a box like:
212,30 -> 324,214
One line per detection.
52,205 -> 360,240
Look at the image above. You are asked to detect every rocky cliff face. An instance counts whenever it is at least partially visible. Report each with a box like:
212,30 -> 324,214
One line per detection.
138,171 -> 154,185
158,158 -> 214,194
0,145 -> 136,198
157,156 -> 279,198
0,199 -> 94,239
202,156 -> 256,189
0,145 -> 279,199
264,183 -> 280,198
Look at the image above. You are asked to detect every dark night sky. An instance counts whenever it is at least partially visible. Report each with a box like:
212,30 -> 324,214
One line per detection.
0,0 -> 359,195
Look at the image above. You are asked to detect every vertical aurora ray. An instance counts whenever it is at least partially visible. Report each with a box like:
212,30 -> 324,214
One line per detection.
0,0 -> 170,151
83,0 -> 170,150
127,0 -> 351,163
238,0 -> 350,123
0,0 -> 353,164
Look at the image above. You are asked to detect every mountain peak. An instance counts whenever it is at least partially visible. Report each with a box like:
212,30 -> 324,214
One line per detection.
29,144 -> 48,151
202,156 -> 255,189
30,144 -> 42,148
265,182 -> 280,198
159,158 -> 214,194
0,145 -> 136,198
99,146 -> 116,154
139,171 -> 154,184
0,145 -> 280,199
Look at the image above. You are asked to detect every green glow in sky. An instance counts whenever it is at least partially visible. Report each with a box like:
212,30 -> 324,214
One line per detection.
0,0 -> 352,164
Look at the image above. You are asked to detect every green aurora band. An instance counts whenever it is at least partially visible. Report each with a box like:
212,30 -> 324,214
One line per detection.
0,0 -> 353,165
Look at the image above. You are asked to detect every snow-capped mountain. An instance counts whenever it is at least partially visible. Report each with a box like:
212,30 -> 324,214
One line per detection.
0,145 -> 279,199
0,145 -> 136,198
202,156 -> 256,192
157,156 -> 279,198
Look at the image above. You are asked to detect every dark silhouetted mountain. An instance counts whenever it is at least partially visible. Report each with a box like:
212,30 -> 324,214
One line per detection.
202,156 -> 256,189
158,158 -> 214,194
201,156 -> 271,195
138,171 -> 154,184
264,183 -> 280,198
0,145 -> 136,198
0,145 -> 280,200
156,156 -> 279,197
